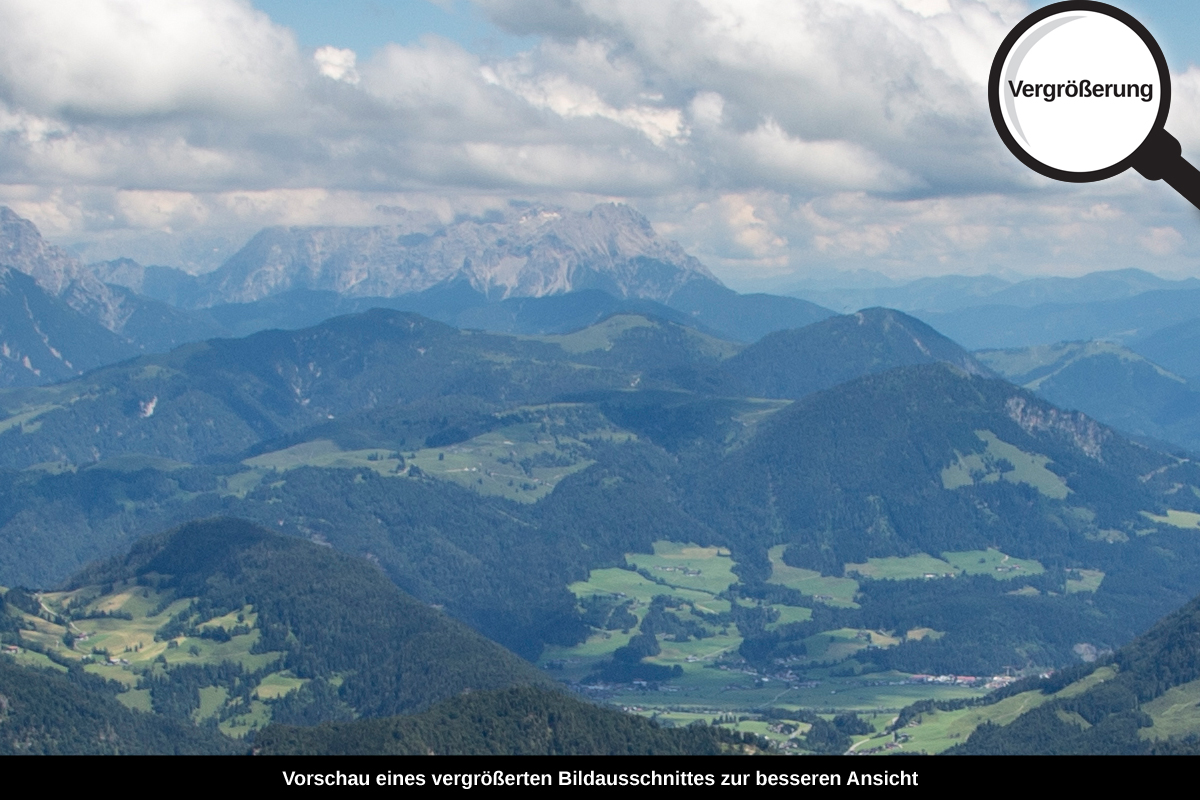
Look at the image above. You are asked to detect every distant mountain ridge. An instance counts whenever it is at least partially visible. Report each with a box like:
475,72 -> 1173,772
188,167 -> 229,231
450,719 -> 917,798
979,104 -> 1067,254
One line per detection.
0,208 -> 224,368
167,204 -> 716,307
153,202 -> 833,343
792,269 -> 1200,315
721,307 -> 990,400
0,266 -> 136,387
1,206 -> 832,382
978,341 -> 1200,455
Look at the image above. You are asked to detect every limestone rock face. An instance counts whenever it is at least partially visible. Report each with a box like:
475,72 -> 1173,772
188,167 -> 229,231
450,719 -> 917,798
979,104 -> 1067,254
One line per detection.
0,207 -> 137,332
194,203 -> 721,306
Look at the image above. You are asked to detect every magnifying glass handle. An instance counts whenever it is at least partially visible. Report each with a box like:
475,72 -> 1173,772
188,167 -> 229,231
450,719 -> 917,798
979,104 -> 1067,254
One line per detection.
1132,128 -> 1200,210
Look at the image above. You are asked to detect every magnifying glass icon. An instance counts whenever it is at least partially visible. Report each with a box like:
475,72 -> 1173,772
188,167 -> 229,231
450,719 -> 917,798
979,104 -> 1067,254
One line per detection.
989,1 -> 1200,208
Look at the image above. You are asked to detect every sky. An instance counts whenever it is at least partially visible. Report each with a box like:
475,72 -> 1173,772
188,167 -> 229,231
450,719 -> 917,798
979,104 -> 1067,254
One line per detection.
3,0 -> 1200,289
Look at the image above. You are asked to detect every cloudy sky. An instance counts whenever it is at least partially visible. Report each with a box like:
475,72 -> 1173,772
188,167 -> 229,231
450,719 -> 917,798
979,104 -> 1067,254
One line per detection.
3,0 -> 1200,289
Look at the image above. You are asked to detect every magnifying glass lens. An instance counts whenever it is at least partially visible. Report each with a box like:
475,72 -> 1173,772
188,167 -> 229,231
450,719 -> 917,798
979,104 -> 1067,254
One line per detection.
993,6 -> 1167,180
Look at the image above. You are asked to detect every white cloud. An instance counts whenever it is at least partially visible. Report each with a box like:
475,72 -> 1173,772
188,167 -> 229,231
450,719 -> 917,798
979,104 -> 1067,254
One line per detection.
1,0 -> 1199,284
1140,226 -> 1185,257
314,47 -> 361,85
0,0 -> 301,118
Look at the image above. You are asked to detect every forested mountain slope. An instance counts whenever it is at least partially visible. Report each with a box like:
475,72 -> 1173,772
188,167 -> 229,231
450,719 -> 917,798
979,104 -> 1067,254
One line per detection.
948,588 -> 1200,754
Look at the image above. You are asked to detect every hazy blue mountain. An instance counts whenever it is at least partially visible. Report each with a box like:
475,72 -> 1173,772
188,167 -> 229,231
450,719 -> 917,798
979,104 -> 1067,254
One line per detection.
791,269 -> 1196,315
1,208 -> 224,368
0,309 -> 660,469
0,266 -> 136,387
136,203 -> 832,343
683,362 -> 1200,672
1132,317 -> 1200,385
915,287 -> 1200,350
88,258 -> 204,307
696,362 -> 1182,574
792,274 -> 1012,314
984,269 -> 1196,308
720,307 -> 989,400
978,341 -> 1200,454
661,279 -> 832,342
203,286 -> 718,340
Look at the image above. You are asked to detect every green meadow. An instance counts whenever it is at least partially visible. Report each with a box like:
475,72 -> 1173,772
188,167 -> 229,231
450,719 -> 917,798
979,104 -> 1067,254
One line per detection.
1066,569 -> 1105,593
941,430 -> 1069,500
845,554 -> 958,580
1142,509 -> 1200,530
766,545 -> 859,607
942,549 -> 1044,580
1141,679 -> 1200,740
890,666 -> 1117,754
625,542 -> 739,595
237,405 -> 632,504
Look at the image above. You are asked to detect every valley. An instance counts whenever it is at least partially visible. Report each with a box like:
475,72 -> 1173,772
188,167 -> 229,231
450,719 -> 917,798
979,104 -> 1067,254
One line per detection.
5,205 -> 1200,755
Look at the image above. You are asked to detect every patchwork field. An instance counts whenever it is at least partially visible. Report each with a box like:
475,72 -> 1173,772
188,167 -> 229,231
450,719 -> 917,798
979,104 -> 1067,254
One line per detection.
233,404 -> 632,503
541,540 -> 991,748
846,554 -> 959,581
625,542 -> 739,595
4,581 -> 298,737
1065,569 -> 1105,594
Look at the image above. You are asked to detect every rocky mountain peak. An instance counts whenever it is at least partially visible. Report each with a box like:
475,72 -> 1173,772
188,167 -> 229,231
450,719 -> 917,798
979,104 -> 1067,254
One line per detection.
0,206 -> 132,331
195,203 -> 720,307
0,206 -> 83,295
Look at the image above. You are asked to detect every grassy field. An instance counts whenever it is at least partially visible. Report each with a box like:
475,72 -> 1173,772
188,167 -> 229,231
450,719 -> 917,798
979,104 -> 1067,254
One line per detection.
626,542 -> 739,595
941,430 -> 1069,500
228,439 -> 405,497
889,665 -> 1117,754
942,549 -> 1044,580
0,401 -> 64,435
886,690 -> 1049,754
1142,678 -> 1200,740
766,545 -> 859,607
1142,509 -> 1200,530
406,422 -> 605,503
1065,569 -> 1105,594
543,542 -> 991,734
540,315 -> 657,354
568,567 -> 720,610
244,439 -> 403,475
607,671 -> 985,721
767,605 -> 813,629
845,554 -> 958,580
539,315 -> 741,361
235,406 -> 631,504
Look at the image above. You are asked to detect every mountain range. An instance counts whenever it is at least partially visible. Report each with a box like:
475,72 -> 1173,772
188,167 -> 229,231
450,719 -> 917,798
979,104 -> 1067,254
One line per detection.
790,268 -> 1200,315
4,305 -> 1200,669
0,205 -> 832,390
978,342 -> 1200,455
7,201 -> 1200,755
